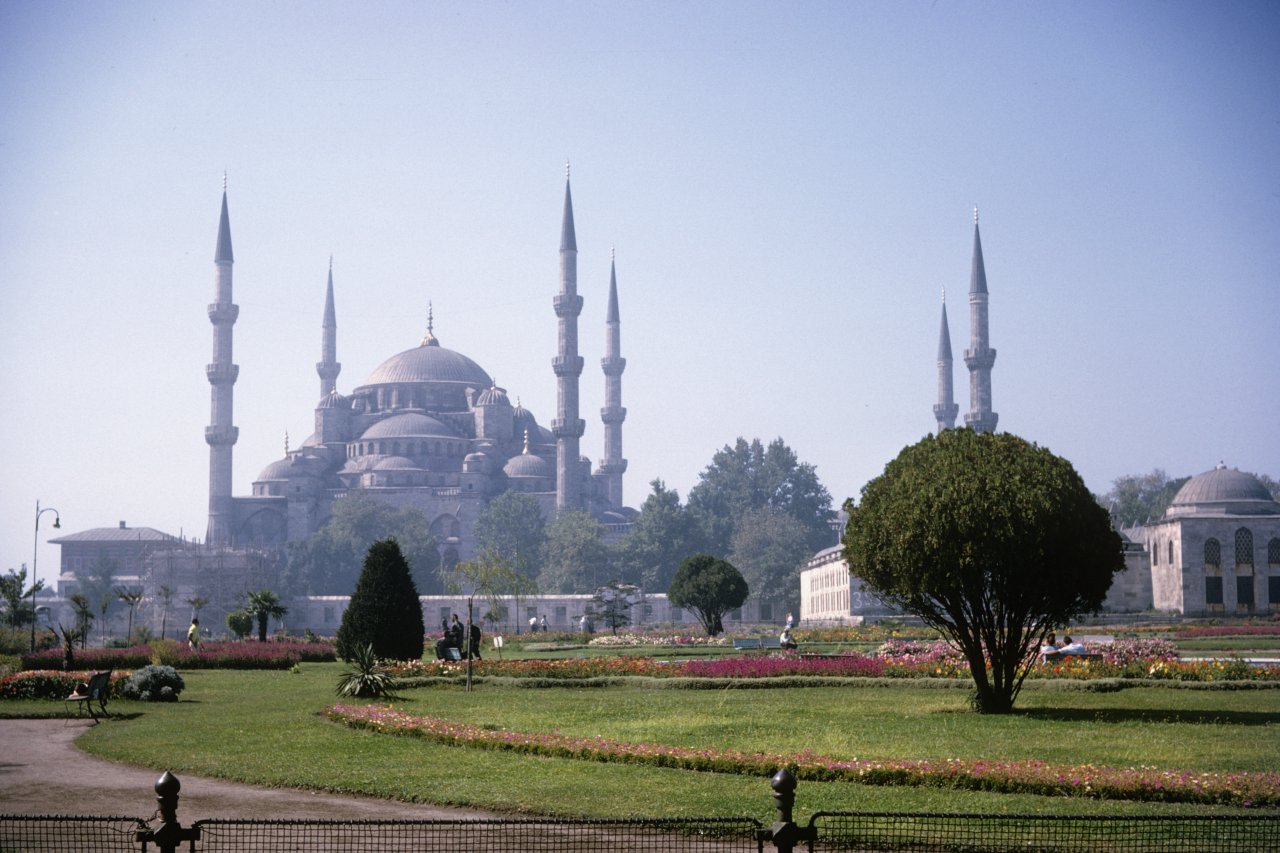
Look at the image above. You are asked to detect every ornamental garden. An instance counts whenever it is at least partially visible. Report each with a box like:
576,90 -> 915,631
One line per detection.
2,621 -> 1278,818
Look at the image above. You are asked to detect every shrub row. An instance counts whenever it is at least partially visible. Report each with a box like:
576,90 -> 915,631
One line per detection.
20,640 -> 335,672
0,669 -> 127,700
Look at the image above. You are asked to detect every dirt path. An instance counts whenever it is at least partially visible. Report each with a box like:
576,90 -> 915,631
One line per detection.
0,719 -> 495,820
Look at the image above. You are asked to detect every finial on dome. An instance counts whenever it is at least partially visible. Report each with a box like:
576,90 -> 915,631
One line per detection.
284,430 -> 290,455
222,171 -> 227,192
420,302 -> 438,347
973,206 -> 979,224
565,160 -> 571,179
523,429 -> 531,454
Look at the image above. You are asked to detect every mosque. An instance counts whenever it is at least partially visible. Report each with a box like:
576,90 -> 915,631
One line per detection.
204,173 -> 634,569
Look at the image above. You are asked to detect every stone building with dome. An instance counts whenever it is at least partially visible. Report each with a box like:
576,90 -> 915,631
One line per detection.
1142,465 -> 1280,615
203,175 -> 634,569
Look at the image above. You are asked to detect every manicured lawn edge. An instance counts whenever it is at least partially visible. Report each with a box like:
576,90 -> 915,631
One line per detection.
326,703 -> 1280,807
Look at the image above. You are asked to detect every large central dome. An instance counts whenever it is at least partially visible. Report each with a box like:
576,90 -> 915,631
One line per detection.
360,340 -> 492,389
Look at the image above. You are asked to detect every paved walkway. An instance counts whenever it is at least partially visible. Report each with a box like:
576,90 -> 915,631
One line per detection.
0,719 -> 494,820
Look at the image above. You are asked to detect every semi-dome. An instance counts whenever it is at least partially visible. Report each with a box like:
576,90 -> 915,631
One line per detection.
1167,465 -> 1279,516
361,412 -> 458,440
373,456 -> 420,471
255,457 -> 293,482
361,340 -> 492,389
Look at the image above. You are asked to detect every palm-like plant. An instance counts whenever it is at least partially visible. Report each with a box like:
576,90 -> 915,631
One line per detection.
246,589 -> 288,642
115,586 -> 144,644
335,643 -> 396,698
68,593 -> 93,650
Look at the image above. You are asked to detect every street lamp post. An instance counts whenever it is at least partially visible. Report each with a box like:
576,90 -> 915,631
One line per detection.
32,500 -> 60,653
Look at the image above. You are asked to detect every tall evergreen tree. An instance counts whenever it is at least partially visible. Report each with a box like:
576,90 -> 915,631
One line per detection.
336,539 -> 425,662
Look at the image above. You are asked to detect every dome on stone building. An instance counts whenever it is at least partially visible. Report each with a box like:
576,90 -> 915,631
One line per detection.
255,457 -> 293,482
361,339 -> 492,389
504,450 -> 554,480
317,390 -> 349,409
361,412 -> 458,440
475,385 -> 511,407
374,456 -> 420,471
1166,465 -> 1279,516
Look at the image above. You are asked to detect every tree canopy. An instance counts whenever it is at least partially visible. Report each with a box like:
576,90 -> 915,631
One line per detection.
614,480 -> 705,592
667,553 -> 749,636
0,566 -> 42,628
844,430 -> 1123,714
538,511 -> 610,594
728,506 -> 811,616
687,437 -> 834,556
246,589 -> 288,642
471,491 -> 547,582
1100,468 -> 1278,528
335,539 -> 425,662
284,493 -> 441,595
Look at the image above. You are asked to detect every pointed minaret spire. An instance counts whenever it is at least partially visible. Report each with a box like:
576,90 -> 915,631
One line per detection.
933,287 -> 958,432
552,168 -> 585,512
963,211 -> 998,433
420,302 -> 439,346
206,182 -> 240,546
598,248 -> 628,507
317,256 -> 341,398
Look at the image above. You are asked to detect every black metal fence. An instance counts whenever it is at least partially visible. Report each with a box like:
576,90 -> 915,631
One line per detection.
2,769 -> 1278,852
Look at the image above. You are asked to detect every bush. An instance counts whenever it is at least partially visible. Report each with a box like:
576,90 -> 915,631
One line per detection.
119,665 -> 185,702
0,669 -> 125,700
149,639 -> 183,666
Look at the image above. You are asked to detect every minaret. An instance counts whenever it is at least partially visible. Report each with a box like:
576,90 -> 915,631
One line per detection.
598,248 -> 628,507
552,165 -> 585,512
932,288 -> 958,431
317,256 -> 341,398
963,208 -> 998,433
205,179 -> 240,545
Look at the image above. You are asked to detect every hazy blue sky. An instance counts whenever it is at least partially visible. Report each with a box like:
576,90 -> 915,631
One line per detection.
3,1 -> 1277,588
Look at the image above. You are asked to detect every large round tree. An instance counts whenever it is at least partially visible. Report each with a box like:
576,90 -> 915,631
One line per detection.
336,538 -> 425,662
843,430 -> 1123,714
667,553 -> 748,637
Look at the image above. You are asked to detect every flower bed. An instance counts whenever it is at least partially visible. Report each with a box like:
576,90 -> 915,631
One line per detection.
0,669 -> 128,700
382,646 -> 1280,684
20,640 -> 334,672
588,633 -> 730,647
326,704 -> 1280,807
1174,625 -> 1280,638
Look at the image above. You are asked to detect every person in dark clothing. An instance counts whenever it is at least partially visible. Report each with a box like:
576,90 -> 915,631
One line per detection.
469,622 -> 483,660
449,614 -> 464,649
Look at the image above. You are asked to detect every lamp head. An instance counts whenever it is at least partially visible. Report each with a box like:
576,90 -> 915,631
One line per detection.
53,517 -> 61,529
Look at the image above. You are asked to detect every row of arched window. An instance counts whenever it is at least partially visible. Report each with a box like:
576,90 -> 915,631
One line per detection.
347,440 -> 465,459
1200,530 -> 1280,568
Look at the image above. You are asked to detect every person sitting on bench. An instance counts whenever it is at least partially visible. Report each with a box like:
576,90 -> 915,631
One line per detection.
779,627 -> 797,651
1056,635 -> 1087,655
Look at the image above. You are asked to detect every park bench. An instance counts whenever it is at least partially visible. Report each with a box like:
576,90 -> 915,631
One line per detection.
1042,651 -> 1103,664
732,638 -> 784,652
65,670 -> 112,722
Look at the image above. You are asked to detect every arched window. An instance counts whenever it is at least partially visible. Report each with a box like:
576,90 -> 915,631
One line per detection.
1204,538 -> 1221,568
1268,538 -> 1280,566
1152,540 -> 1159,565
1235,528 -> 1254,567
1167,540 -> 1174,564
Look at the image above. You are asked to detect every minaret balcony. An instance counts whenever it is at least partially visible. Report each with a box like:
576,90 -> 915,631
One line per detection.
316,361 -> 342,378
596,459 -> 628,475
601,356 -> 627,374
963,347 -> 996,370
552,356 -> 584,377
600,406 -> 627,425
207,303 -> 240,323
204,425 -> 239,446
206,363 -> 240,384
553,294 -> 584,317
550,418 -> 585,438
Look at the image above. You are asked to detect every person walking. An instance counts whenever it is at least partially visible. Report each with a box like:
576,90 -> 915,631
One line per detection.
186,618 -> 200,651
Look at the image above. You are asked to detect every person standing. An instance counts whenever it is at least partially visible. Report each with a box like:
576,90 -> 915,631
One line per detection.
784,612 -> 794,631
186,618 -> 200,651
539,614 -> 548,633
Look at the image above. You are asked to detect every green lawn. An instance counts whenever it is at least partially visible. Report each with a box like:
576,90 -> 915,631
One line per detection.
22,664 -> 1273,820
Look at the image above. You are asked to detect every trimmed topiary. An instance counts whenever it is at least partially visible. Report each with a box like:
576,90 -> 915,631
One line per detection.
336,539 -> 425,662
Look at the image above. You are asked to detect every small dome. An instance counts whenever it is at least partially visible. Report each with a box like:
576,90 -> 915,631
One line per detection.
317,390 -> 349,410
504,452 -> 554,479
361,412 -> 458,440
374,456 -> 420,471
255,457 -> 293,482
1167,465 -> 1279,516
475,385 -> 511,407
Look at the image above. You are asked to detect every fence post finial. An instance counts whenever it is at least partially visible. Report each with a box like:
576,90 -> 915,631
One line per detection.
763,768 -> 812,852
135,771 -> 200,852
